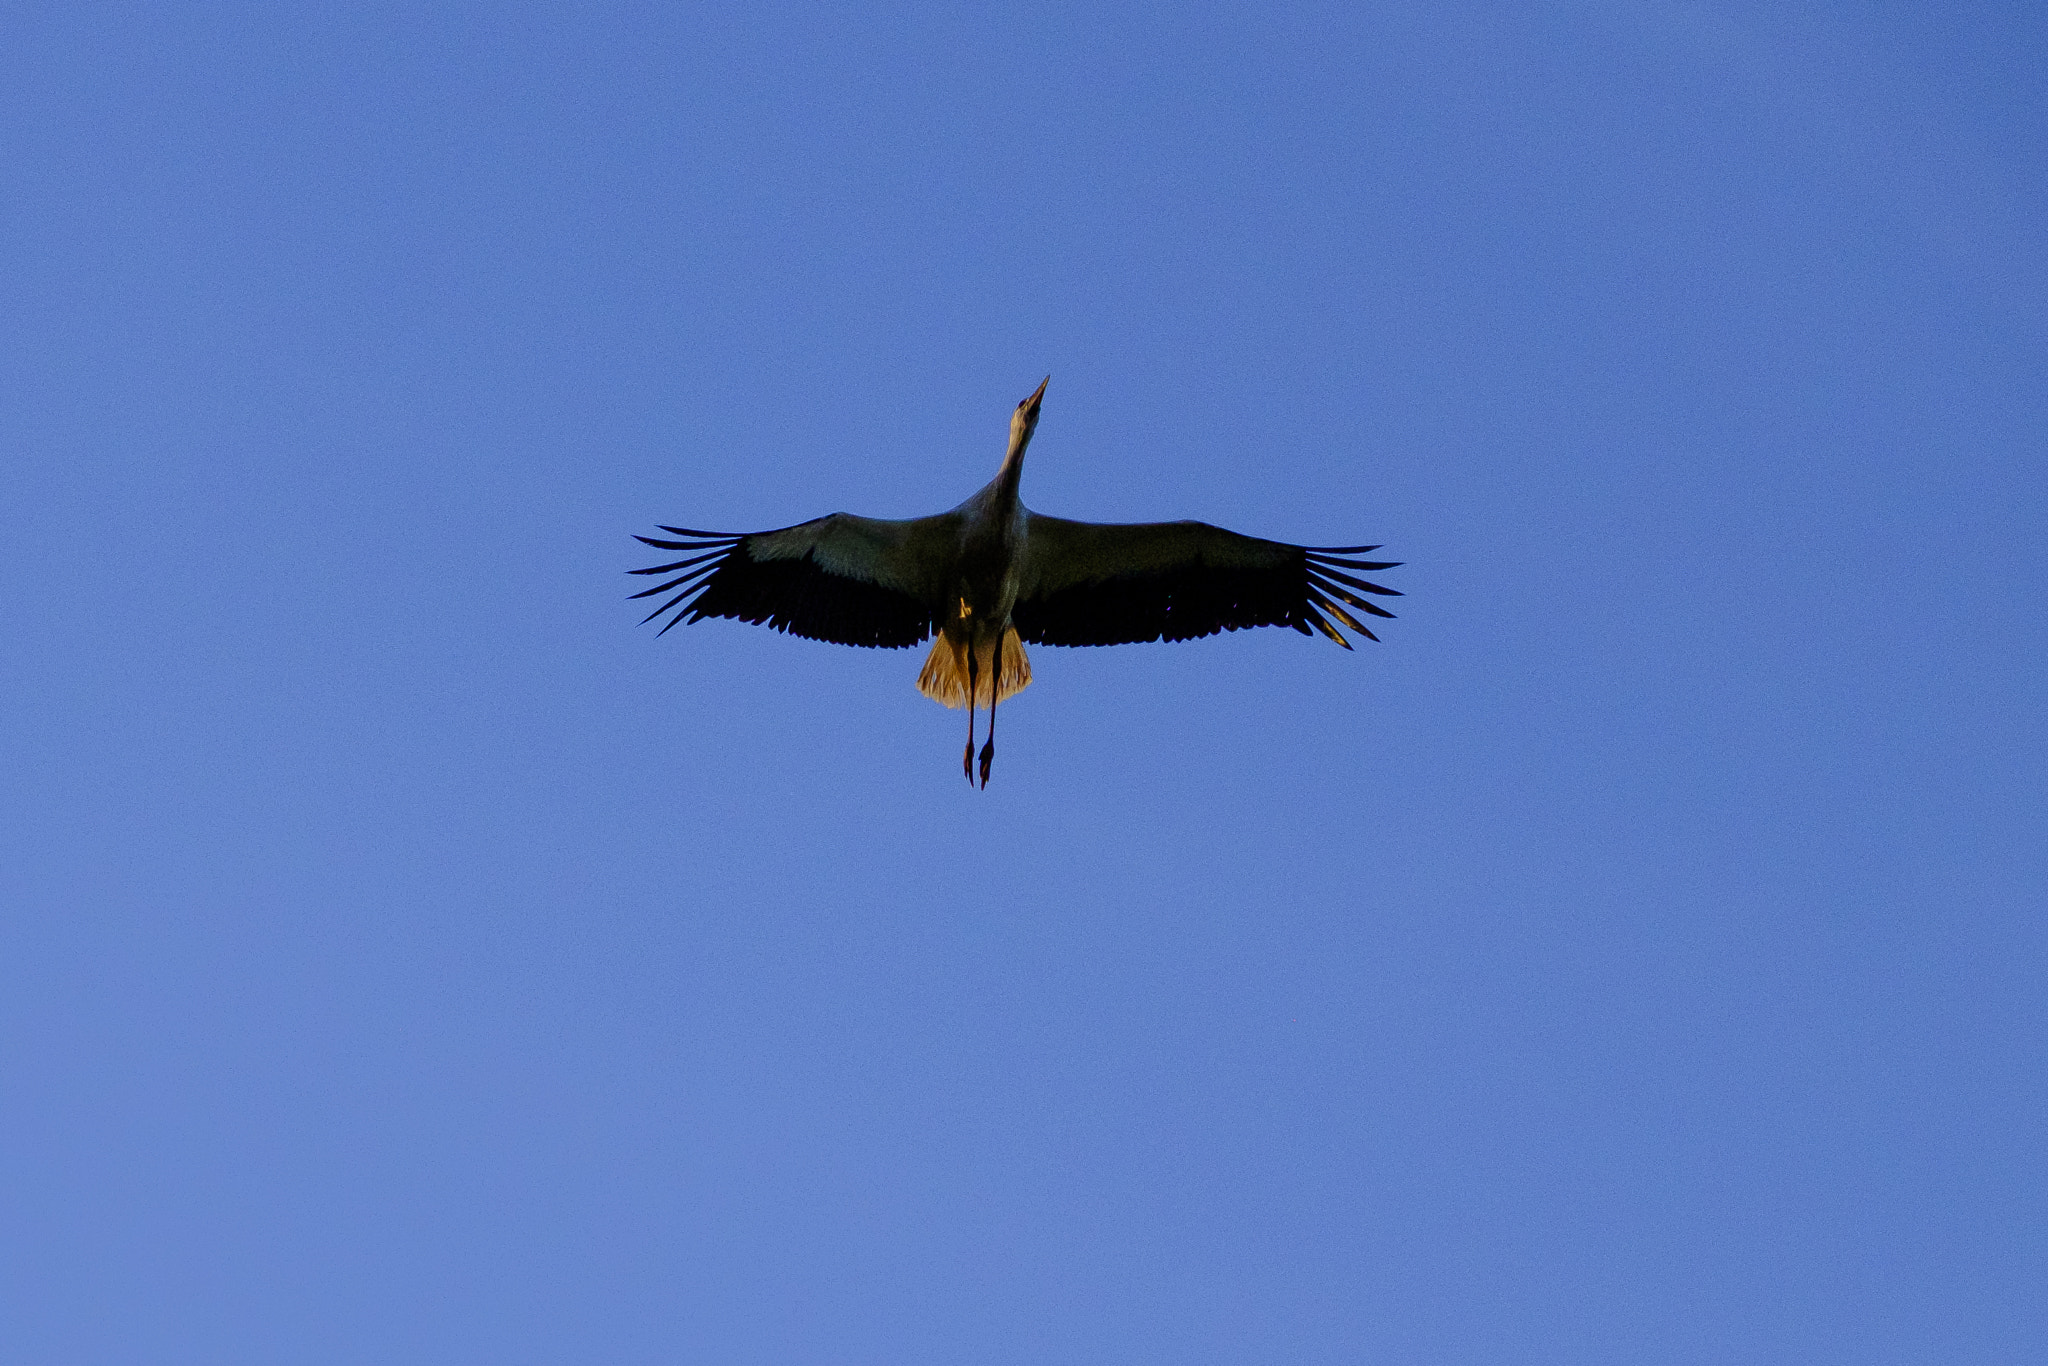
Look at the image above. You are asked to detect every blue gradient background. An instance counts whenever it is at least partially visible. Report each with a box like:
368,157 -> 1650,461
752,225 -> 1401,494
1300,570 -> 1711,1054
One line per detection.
4,3 -> 2043,1361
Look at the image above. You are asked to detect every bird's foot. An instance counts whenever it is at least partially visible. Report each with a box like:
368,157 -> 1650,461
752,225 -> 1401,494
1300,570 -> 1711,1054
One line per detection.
978,738 -> 994,788
963,740 -> 975,783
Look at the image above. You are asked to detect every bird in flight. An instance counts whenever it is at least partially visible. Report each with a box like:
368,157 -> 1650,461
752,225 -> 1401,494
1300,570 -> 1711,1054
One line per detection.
632,377 -> 1400,787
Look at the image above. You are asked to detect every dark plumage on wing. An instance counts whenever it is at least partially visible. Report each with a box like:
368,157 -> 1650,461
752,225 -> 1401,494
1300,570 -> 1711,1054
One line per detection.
630,515 -> 950,648
1010,516 -> 1400,649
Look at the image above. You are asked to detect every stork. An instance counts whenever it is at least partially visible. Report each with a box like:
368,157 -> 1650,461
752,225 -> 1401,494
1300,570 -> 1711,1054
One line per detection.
632,377 -> 1400,786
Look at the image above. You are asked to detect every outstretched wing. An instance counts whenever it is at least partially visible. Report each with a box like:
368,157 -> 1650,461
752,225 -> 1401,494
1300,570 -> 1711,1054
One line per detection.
1011,513 -> 1401,650
631,512 -> 961,648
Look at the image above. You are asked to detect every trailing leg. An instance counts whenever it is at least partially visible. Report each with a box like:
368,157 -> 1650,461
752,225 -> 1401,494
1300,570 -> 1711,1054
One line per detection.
962,648 -> 979,783
979,653 -> 997,788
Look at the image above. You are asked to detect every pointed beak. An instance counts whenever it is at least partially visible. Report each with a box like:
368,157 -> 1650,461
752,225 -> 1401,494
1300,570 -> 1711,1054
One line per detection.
1024,375 -> 1049,417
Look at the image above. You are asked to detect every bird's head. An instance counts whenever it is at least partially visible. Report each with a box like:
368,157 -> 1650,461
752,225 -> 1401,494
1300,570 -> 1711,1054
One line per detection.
1008,376 -> 1049,457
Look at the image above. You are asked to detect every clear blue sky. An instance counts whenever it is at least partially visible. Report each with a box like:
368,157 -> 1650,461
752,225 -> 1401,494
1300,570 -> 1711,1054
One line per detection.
5,2 -> 2043,1361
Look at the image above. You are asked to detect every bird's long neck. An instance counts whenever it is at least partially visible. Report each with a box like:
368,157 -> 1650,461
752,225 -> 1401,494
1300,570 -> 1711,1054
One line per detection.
992,428 -> 1032,516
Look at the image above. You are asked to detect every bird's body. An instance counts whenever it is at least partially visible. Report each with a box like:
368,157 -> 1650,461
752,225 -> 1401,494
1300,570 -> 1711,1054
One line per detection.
633,378 -> 1400,784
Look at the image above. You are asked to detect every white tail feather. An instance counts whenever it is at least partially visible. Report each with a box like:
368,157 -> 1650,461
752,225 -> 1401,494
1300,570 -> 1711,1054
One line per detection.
918,630 -> 1032,709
